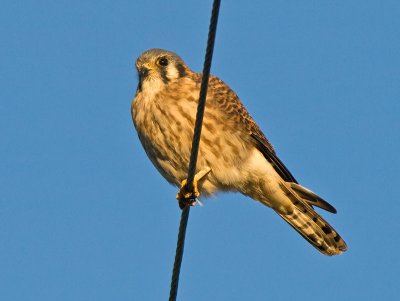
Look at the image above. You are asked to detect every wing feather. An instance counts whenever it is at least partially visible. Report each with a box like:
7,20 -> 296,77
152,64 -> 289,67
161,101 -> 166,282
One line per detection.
204,75 -> 297,183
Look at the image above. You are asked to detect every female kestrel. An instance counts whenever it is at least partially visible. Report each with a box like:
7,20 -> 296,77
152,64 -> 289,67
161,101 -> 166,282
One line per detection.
131,48 -> 347,256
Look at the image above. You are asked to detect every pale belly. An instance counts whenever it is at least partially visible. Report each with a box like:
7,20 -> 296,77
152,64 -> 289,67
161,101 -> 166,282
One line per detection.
131,78 -> 290,211
132,95 -> 254,195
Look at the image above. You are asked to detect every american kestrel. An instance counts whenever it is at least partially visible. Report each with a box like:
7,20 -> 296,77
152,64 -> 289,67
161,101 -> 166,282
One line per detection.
131,48 -> 347,256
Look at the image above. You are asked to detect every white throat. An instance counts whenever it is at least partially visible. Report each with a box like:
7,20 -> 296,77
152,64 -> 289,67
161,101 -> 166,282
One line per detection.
140,77 -> 165,100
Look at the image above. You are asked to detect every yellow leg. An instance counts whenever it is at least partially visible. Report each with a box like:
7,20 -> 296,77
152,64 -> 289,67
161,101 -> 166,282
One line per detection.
176,168 -> 211,209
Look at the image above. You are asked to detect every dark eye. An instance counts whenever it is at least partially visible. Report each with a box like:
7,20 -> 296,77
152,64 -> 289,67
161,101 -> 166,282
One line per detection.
157,57 -> 169,67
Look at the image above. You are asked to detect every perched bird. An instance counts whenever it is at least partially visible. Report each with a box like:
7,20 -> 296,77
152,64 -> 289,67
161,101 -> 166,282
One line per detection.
131,48 -> 347,256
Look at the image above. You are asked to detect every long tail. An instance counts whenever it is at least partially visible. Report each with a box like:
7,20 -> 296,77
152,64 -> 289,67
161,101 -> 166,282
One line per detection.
277,182 -> 347,256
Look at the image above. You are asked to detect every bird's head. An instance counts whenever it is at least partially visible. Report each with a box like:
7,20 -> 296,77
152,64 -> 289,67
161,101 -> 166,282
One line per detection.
135,49 -> 189,92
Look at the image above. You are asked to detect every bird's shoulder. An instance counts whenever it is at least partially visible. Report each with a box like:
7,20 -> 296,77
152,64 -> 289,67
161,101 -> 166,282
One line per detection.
190,73 -> 276,154
188,72 -> 297,183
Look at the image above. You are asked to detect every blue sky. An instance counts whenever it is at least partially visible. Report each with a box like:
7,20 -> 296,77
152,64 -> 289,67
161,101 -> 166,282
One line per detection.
1,1 -> 399,300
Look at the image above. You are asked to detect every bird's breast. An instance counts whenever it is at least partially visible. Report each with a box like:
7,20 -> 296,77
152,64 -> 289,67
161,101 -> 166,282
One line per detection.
132,88 -> 200,184
131,79 -> 254,190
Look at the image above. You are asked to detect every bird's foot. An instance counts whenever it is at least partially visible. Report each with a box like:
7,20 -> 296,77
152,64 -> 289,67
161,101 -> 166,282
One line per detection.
176,168 -> 211,209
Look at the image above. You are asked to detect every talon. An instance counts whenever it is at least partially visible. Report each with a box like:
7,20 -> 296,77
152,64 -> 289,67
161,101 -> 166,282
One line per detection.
176,168 -> 211,209
176,178 -> 198,209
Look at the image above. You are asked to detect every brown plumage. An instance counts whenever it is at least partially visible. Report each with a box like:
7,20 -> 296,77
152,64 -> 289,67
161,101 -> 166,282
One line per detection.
131,48 -> 347,256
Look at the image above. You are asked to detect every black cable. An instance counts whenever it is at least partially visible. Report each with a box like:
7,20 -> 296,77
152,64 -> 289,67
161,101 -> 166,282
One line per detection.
186,0 -> 221,189
168,1 -> 221,300
168,206 -> 190,301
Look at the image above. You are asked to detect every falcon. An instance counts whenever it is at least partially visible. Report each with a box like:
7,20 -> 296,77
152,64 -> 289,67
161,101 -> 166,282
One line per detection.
131,48 -> 347,256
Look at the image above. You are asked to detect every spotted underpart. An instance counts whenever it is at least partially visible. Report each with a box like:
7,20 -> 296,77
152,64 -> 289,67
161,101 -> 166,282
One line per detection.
131,48 -> 347,256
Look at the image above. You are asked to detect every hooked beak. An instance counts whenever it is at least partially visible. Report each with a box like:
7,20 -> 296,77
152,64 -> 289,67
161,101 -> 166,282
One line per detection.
137,63 -> 152,91
139,66 -> 149,79
138,62 -> 152,79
